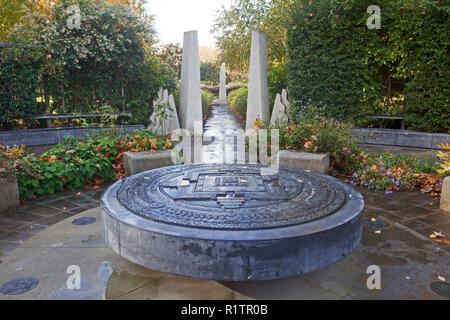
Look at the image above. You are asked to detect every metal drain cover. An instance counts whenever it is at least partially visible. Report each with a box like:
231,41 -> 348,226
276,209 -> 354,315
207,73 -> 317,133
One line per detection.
430,282 -> 450,299
72,217 -> 96,226
363,219 -> 389,228
0,277 -> 39,295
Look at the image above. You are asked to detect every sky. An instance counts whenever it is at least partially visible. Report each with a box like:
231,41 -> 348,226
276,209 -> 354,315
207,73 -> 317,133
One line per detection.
145,0 -> 233,47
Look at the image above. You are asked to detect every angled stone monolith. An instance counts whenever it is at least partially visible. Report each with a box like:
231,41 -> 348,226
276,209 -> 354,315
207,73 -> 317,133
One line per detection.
281,89 -> 291,112
148,88 -> 180,136
270,89 -> 291,126
246,30 -> 270,131
179,30 -> 203,133
166,93 -> 180,134
270,93 -> 288,126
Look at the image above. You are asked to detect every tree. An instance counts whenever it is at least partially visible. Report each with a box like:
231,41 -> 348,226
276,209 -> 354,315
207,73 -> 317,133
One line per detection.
200,62 -> 219,85
211,0 -> 293,79
158,43 -> 183,79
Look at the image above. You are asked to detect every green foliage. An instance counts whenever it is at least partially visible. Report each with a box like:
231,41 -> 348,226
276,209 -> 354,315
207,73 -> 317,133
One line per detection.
1,129 -> 172,200
351,152 -> 442,196
5,0 -> 174,128
275,116 -> 362,174
287,0 -> 379,122
228,87 -> 248,117
200,62 -> 219,85
268,60 -> 288,108
0,48 -> 43,126
400,1 -> 449,133
212,0 -> 293,79
201,90 -> 215,115
157,43 -> 182,79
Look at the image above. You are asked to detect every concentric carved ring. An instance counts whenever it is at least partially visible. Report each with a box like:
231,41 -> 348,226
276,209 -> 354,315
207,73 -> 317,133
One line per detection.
117,164 -> 346,230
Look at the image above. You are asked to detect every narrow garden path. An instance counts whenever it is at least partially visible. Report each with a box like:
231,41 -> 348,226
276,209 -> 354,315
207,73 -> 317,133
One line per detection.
202,105 -> 244,164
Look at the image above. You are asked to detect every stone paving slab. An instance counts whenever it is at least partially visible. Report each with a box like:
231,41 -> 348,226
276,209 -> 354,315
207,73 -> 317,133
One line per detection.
0,192 -> 448,300
0,184 -> 111,262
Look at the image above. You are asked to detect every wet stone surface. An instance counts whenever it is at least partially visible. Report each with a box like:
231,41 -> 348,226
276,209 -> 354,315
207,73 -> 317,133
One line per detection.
0,184 -> 110,261
203,105 -> 244,164
72,217 -> 97,226
0,277 -> 39,295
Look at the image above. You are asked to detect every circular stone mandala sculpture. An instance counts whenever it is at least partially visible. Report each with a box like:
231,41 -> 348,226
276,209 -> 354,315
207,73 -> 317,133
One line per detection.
102,164 -> 364,281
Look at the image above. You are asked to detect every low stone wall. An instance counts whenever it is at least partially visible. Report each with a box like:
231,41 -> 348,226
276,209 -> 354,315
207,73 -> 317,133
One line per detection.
123,151 -> 174,176
277,150 -> 329,174
0,177 -> 19,213
353,129 -> 449,150
0,125 -> 145,147
440,177 -> 450,214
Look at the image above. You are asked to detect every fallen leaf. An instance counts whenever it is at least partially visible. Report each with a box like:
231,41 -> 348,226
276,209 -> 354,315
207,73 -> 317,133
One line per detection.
432,238 -> 450,245
430,234 -> 437,239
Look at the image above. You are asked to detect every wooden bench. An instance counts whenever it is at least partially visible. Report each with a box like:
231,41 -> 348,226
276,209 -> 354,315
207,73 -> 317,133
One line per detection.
366,114 -> 406,130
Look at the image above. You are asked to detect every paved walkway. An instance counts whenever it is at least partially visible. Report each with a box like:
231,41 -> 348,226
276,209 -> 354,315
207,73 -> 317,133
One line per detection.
0,185 -> 109,263
202,105 -> 244,164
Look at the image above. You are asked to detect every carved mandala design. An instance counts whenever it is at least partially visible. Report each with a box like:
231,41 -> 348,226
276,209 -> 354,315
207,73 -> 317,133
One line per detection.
117,164 -> 347,230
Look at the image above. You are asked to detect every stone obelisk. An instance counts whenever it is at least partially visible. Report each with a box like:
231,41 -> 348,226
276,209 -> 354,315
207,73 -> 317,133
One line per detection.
179,30 -> 203,133
245,30 -> 270,131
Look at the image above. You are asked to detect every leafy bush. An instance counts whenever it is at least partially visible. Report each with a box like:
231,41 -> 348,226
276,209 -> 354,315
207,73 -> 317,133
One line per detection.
0,48 -> 43,127
201,90 -> 215,115
200,62 -> 219,85
228,87 -> 248,118
275,116 -> 362,174
1,130 -> 172,200
401,1 -> 449,133
286,0 -> 379,122
268,61 -> 288,108
0,144 -> 27,177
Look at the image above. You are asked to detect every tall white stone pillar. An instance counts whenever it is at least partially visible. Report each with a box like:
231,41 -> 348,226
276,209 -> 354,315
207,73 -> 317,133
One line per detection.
213,62 -> 228,105
179,30 -> 203,133
246,30 -> 270,131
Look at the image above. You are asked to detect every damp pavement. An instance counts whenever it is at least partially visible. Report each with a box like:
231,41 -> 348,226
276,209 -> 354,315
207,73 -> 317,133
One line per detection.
0,105 -> 449,299
202,105 -> 244,164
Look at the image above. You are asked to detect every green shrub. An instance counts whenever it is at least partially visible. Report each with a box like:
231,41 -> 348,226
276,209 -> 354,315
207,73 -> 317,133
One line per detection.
228,87 -> 248,117
268,61 -> 288,109
401,1 -> 449,133
2,129 -> 172,200
0,48 -> 43,127
201,90 -> 215,115
286,0 -> 379,122
276,116 -> 362,174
